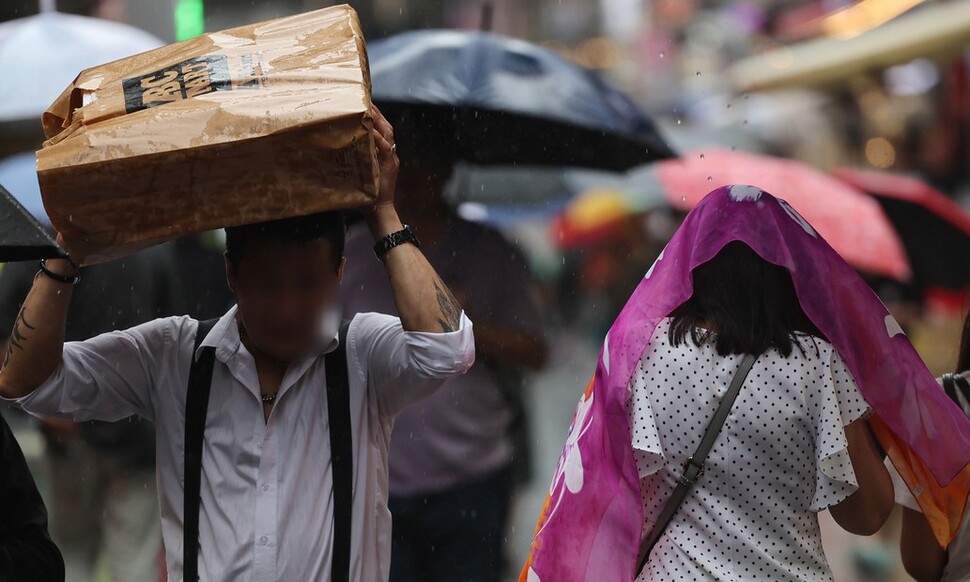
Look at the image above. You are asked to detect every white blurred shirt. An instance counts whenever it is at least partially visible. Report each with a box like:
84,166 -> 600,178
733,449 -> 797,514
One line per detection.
6,307 -> 475,582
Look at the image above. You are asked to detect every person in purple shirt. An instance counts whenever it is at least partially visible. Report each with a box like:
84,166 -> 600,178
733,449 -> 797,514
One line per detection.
341,128 -> 548,582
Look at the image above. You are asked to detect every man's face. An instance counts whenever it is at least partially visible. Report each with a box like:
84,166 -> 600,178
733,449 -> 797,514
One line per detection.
226,239 -> 343,363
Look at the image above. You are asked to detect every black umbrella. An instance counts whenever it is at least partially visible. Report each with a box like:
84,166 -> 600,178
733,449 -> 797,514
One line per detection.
0,183 -> 63,263
833,167 -> 970,290
369,30 -> 676,171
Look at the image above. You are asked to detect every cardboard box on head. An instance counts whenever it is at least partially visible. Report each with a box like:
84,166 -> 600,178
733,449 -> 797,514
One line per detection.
36,4 -> 378,264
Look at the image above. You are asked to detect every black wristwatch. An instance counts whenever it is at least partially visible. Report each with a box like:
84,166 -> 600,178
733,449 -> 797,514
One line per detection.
374,225 -> 421,261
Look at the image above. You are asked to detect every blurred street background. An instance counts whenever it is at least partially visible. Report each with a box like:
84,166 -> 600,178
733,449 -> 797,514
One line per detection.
2,0 -> 969,581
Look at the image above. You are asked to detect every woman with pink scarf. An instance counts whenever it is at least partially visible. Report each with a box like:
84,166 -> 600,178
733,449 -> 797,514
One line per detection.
522,185 -> 970,581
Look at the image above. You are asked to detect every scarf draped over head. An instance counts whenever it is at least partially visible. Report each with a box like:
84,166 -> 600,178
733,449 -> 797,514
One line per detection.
521,185 -> 970,582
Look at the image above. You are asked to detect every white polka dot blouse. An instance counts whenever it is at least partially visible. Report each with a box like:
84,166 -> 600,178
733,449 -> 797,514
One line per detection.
630,318 -> 870,581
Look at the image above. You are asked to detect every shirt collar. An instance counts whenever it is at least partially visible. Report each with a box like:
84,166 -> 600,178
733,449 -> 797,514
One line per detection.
194,305 -> 341,363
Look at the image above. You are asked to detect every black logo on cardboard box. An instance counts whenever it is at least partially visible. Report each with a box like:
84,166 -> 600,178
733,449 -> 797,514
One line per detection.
122,54 -> 262,114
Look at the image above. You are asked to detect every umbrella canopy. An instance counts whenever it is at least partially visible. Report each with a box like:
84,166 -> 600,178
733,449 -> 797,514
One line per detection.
0,183 -> 62,263
446,163 -> 623,205
551,187 -> 661,248
730,0 -> 970,92
832,167 -> 970,289
0,11 -> 162,123
369,30 -> 675,171
443,125 -> 753,214
656,148 -> 911,280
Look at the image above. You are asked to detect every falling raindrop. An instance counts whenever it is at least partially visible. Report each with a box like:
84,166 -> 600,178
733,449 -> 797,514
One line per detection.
726,103 -> 732,109
676,118 -> 682,125
659,51 -> 665,59
680,195 -> 687,202
699,153 -> 705,160
695,71 -> 701,77
707,176 -> 713,182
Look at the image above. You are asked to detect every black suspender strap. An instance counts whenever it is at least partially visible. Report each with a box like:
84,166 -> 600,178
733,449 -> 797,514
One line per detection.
636,353 -> 757,575
183,318 -> 218,582
325,320 -> 353,582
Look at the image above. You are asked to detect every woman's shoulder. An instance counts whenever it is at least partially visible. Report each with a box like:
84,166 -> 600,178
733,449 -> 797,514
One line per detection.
789,332 -> 836,357
646,318 -> 843,367
644,317 -> 699,353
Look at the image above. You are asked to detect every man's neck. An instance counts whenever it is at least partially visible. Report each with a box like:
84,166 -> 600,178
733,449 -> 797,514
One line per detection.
238,323 -> 289,374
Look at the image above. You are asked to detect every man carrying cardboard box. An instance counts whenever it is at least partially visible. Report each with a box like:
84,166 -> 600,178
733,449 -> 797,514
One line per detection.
0,109 -> 476,582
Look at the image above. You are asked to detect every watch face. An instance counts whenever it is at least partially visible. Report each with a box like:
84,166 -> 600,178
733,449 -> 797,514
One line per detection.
403,226 -> 420,247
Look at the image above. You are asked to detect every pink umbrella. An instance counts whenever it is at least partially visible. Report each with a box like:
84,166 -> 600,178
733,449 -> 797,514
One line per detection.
656,148 -> 911,280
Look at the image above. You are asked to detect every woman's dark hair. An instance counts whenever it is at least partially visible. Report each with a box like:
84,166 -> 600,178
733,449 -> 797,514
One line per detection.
669,241 -> 824,357
224,211 -> 346,271
958,303 -> 970,372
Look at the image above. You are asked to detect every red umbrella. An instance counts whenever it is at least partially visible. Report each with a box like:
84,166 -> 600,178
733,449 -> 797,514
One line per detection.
656,148 -> 911,280
833,167 -> 970,289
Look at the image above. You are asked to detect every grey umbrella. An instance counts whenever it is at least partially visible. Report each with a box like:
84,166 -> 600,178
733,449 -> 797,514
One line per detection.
0,183 -> 63,263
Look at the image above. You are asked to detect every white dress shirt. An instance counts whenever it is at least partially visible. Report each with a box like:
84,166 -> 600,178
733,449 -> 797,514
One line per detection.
7,307 -> 475,582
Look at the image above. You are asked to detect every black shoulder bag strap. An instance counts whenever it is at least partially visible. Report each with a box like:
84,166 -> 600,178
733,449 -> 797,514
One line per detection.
325,320 -> 353,582
636,353 -> 757,575
183,318 -> 219,582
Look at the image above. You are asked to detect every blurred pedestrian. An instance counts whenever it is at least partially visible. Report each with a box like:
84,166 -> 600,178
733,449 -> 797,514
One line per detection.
0,410 -> 64,582
896,304 -> 970,582
341,123 -> 547,582
0,244 -> 186,582
0,109 -> 476,582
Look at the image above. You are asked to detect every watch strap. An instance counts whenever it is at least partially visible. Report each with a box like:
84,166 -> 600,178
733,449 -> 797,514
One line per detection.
374,225 -> 420,260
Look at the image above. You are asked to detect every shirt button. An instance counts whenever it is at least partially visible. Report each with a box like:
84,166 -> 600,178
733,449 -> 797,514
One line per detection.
259,535 -> 268,545
261,483 -> 270,492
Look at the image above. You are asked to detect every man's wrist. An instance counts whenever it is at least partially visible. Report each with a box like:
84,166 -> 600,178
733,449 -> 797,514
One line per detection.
365,205 -> 404,241
42,258 -> 80,278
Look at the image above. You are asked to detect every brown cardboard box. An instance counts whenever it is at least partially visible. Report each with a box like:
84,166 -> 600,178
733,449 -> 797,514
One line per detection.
37,4 -> 377,263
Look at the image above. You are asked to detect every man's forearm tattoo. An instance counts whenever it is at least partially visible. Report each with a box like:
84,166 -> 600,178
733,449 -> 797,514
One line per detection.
433,279 -> 462,333
3,306 -> 35,367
